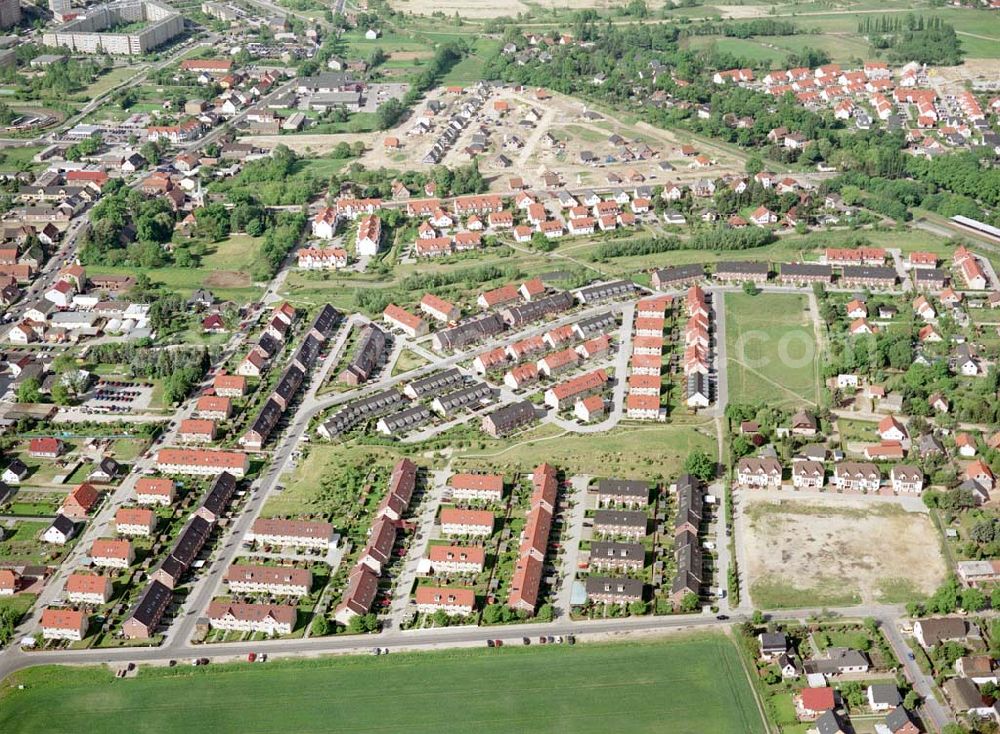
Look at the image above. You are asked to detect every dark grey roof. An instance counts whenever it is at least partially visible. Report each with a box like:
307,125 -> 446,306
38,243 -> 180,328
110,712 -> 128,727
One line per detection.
675,542 -> 703,581
201,471 -> 237,519
49,514 -> 77,536
346,324 -> 387,381
6,457 -> 28,476
247,397 -> 283,444
915,268 -> 948,283
868,684 -> 902,707
596,478 -> 649,502
273,364 -> 305,402
815,711 -> 844,734
256,332 -> 280,358
585,576 -> 643,598
593,509 -> 647,529
432,382 -> 492,414
435,314 -> 506,351
918,433 -> 945,455
589,541 -> 644,564
322,389 -> 405,437
885,707 -> 917,733
574,311 -> 616,337
840,265 -> 897,282
378,405 -> 432,432
715,261 -> 769,276
652,264 -> 704,285
293,334 -> 322,371
781,262 -> 832,278
687,372 -> 709,399
803,647 -> 870,674
482,400 -> 536,435
499,292 -> 574,327
759,632 -> 787,650
309,304 -> 340,340
165,515 -> 213,572
576,280 -> 637,303
406,368 -> 462,399
671,570 -> 699,597
675,482 -> 703,528
126,579 -> 172,628
95,456 -> 119,476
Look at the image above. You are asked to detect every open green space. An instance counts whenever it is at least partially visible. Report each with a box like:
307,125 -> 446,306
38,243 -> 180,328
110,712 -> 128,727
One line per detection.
725,291 -> 821,408
0,145 -> 46,174
749,578 -> 862,610
86,233 -> 267,304
453,421 -> 716,479
391,348 -> 430,376
74,66 -> 137,100
0,635 -> 765,734
264,444 -> 406,518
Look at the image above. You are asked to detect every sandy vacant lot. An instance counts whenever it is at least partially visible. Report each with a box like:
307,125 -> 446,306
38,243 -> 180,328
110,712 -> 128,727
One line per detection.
741,495 -> 947,609
359,86 -> 744,191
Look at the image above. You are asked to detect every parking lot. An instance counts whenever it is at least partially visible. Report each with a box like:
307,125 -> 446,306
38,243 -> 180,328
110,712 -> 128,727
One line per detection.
80,378 -> 155,414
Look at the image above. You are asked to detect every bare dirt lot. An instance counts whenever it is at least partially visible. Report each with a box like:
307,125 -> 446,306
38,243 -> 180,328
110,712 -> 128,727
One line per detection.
359,86 -> 745,192
740,494 -> 947,609
205,271 -> 251,288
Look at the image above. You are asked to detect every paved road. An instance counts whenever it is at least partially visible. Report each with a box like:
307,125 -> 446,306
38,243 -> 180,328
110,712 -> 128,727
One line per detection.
548,302 -> 634,434
882,619 -> 953,731
552,475 -> 589,616
0,600 -> 905,681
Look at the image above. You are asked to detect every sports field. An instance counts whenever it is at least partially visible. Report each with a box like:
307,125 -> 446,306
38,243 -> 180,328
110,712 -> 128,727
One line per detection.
725,291 -> 822,408
0,635 -> 765,734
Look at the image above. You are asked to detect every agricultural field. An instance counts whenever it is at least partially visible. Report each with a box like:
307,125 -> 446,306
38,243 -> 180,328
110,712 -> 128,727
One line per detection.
0,635 -> 765,734
725,292 -> 822,409
740,496 -> 948,609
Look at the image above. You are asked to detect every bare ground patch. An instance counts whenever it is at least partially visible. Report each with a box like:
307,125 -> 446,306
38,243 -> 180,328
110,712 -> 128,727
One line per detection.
740,495 -> 947,609
205,271 -> 251,288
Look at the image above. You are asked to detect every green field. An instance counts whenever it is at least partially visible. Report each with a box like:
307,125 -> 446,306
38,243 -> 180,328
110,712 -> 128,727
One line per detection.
0,635 -> 766,734
725,292 -> 821,409
453,422 -> 717,479
86,233 -> 266,304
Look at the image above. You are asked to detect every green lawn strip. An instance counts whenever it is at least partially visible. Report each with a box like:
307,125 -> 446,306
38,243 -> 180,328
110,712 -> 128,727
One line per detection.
0,635 -> 765,734
749,577 -> 862,610
725,292 -> 820,408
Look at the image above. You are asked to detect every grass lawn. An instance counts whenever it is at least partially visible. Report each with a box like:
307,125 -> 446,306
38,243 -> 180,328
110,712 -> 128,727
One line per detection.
725,292 -> 821,409
263,444 -> 408,518
0,593 -> 37,628
0,635 -> 765,734
749,578 -> 862,610
86,263 -> 262,305
439,39 -> 501,86
73,66 -> 137,100
0,145 -> 46,174
684,36 -> 788,65
296,157 -> 351,179
452,421 -> 717,479
200,234 -> 265,272
391,349 -> 430,376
